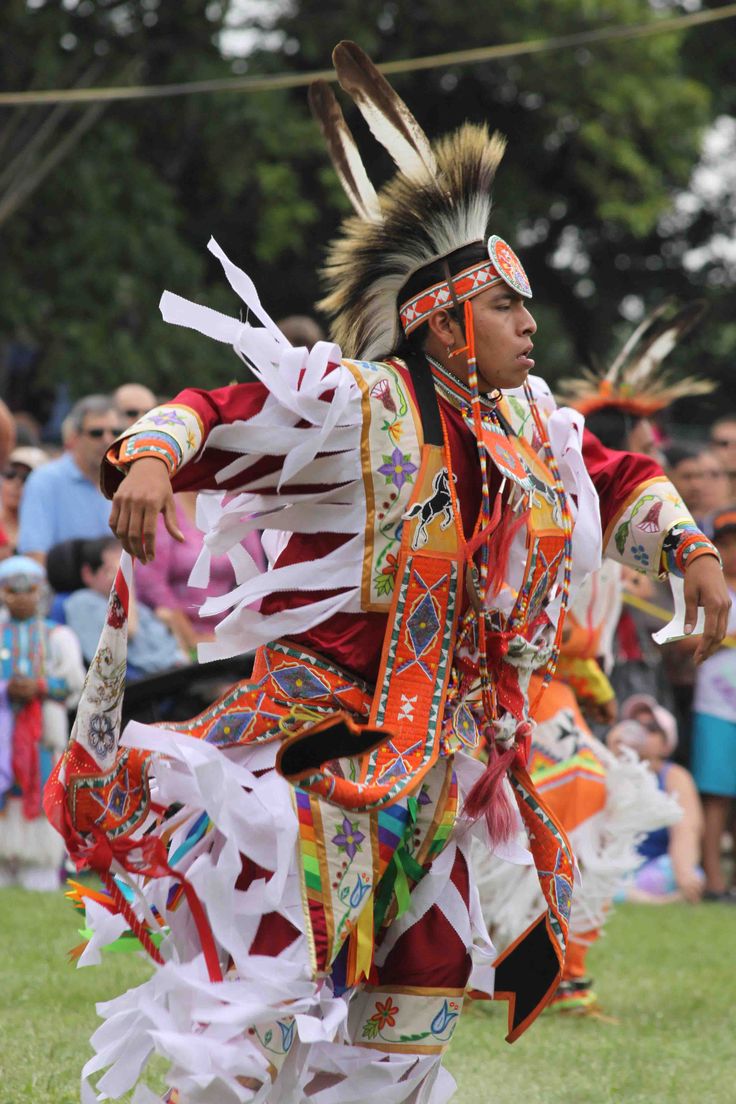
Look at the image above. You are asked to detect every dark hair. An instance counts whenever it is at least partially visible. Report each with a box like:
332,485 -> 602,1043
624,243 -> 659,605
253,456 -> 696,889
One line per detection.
79,537 -> 119,574
585,408 -> 638,450
663,442 -> 703,470
391,242 -> 487,359
46,536 -> 119,593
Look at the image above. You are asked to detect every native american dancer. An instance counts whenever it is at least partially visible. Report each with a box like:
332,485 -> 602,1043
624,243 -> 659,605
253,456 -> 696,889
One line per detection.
474,303 -> 717,1011
44,44 -> 729,1104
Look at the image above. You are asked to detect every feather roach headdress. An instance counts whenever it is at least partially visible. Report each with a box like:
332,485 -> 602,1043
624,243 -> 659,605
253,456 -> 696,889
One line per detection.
311,42 -> 531,360
556,301 -> 713,417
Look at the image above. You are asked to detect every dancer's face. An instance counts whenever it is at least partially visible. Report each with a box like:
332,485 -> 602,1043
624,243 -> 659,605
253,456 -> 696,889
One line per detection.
427,285 -> 537,393
469,286 -> 537,392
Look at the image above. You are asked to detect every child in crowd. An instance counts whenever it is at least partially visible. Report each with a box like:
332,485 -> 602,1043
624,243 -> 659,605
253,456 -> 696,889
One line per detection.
0,556 -> 84,890
608,694 -> 704,904
691,508 -> 736,901
64,537 -> 185,679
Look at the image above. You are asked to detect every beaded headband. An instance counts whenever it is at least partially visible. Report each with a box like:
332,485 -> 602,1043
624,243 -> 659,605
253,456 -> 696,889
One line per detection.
399,236 -> 532,337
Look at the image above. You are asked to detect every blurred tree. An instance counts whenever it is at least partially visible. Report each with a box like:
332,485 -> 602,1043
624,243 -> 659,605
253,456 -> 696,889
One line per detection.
0,0 -> 733,415
246,0 -> 726,389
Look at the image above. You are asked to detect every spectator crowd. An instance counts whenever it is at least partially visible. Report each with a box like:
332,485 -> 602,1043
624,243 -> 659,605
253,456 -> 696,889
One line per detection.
0,379 -> 733,901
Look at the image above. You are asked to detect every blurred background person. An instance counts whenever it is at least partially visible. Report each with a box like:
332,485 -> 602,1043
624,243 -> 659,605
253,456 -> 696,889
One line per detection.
16,395 -> 121,563
0,556 -> 84,890
114,382 -> 158,428
710,414 -> 736,500
690,507 -> 736,901
135,490 -> 265,657
0,398 -> 16,473
609,695 -> 704,904
11,411 -> 43,449
276,314 -> 325,349
0,446 -> 49,554
63,537 -> 185,680
665,443 -> 729,536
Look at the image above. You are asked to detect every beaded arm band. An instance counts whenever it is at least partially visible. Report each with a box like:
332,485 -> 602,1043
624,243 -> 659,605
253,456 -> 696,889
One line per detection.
661,521 -> 722,577
604,478 -> 720,578
105,404 -> 204,477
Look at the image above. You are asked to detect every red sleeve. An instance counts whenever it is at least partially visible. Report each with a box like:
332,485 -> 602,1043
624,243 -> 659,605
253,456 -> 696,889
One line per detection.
101,380 -> 283,497
582,428 -> 665,537
166,382 -> 285,494
167,382 -> 268,436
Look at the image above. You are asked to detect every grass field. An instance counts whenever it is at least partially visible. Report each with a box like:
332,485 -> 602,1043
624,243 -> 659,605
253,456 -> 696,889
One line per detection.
0,887 -> 733,1103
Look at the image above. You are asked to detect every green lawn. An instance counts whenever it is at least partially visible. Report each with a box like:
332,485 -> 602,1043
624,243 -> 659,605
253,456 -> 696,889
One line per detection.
0,887 -> 733,1103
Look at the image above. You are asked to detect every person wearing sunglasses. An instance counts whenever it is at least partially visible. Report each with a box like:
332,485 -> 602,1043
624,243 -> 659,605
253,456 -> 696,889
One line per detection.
16,395 -> 122,564
0,446 -> 49,554
113,382 -> 157,428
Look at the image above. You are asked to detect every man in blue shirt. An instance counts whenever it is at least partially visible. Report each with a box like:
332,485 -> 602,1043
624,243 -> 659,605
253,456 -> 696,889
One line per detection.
17,395 -> 122,563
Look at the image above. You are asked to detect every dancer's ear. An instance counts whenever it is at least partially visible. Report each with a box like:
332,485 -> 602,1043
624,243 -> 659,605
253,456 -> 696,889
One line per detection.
426,309 -> 462,353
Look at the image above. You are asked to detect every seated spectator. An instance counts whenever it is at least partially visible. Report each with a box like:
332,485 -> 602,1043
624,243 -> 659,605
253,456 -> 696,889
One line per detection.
135,491 -> 264,656
609,695 -> 704,904
114,383 -> 158,428
697,449 -> 732,536
12,411 -> 43,448
664,442 -> 729,536
0,446 -> 49,553
0,398 -> 16,471
710,414 -> 736,501
63,537 -> 185,679
0,556 -> 84,890
16,395 -> 122,562
691,507 -> 736,901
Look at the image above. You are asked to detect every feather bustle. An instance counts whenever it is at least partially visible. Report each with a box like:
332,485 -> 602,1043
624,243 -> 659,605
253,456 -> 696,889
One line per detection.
557,301 -> 712,417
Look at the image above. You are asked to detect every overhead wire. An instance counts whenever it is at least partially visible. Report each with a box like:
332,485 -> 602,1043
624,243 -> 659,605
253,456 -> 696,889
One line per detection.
1,4 -> 735,107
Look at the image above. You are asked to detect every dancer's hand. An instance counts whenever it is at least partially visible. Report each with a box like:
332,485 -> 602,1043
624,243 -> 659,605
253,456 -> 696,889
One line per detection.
8,675 -> 41,703
683,554 -> 731,663
109,458 -> 184,562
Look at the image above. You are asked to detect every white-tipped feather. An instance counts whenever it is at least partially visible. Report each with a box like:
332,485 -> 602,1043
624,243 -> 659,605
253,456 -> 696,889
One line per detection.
558,300 -> 712,415
604,301 -> 670,384
309,80 -> 381,224
333,41 -> 438,183
624,328 -> 681,389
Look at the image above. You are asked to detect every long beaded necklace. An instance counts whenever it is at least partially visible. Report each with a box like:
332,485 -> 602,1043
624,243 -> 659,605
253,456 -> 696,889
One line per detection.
425,300 -> 574,716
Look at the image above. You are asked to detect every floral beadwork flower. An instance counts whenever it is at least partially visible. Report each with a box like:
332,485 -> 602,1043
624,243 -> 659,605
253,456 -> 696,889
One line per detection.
87,712 -> 116,757
631,544 -> 649,566
370,377 -> 397,414
417,784 -> 432,806
106,594 -> 126,630
370,997 -> 399,1030
635,500 -> 663,533
381,552 -> 399,578
378,448 -> 418,491
149,410 -> 186,427
332,816 -> 365,860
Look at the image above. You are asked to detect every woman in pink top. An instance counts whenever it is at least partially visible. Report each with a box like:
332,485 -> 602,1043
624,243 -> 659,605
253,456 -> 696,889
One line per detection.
135,492 -> 264,654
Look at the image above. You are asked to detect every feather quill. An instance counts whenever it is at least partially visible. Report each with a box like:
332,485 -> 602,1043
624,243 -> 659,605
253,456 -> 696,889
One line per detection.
332,40 -> 438,183
557,300 -> 712,416
308,80 -> 381,224
604,300 -> 671,384
623,301 -> 707,389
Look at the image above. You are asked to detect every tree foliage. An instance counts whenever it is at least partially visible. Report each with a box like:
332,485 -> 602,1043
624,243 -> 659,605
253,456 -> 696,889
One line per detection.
0,0 -> 733,426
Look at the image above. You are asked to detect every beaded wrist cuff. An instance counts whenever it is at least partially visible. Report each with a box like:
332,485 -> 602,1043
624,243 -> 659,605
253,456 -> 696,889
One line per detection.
661,522 -> 721,577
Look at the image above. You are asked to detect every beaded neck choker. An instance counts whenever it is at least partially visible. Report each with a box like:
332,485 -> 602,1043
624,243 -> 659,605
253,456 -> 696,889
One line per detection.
425,355 -> 499,413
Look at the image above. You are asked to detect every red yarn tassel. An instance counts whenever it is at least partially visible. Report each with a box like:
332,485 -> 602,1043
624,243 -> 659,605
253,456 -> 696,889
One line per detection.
463,741 -> 517,843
